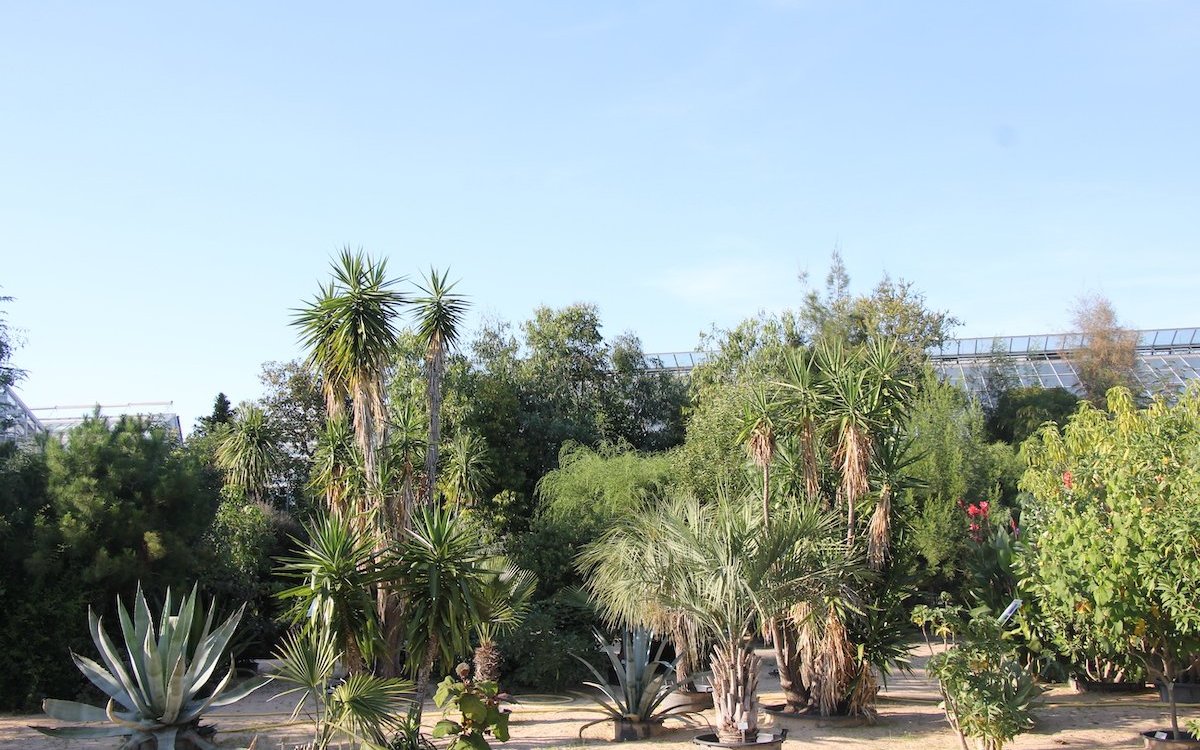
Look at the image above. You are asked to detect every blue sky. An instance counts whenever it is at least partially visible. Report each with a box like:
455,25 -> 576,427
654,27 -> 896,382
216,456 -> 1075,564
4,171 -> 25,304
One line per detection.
2,1 -> 1197,429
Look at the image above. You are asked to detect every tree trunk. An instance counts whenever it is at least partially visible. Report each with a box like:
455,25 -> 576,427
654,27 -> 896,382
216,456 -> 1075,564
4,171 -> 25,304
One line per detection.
423,344 -> 445,506
414,632 -> 441,717
762,463 -> 771,528
711,640 -> 760,744
474,638 -> 502,684
671,617 -> 695,690
770,620 -> 809,711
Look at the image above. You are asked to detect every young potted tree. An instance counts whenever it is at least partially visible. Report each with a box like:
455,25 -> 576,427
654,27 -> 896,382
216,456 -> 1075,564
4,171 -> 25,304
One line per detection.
579,494 -> 854,747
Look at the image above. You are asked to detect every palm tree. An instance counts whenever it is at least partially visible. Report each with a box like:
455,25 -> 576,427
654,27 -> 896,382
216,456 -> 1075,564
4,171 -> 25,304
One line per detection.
439,430 -> 493,510
276,513 -> 386,674
273,626 -> 413,750
214,402 -> 282,505
387,505 -> 488,707
471,557 -> 537,684
293,248 -> 407,518
580,494 -> 852,743
411,268 -> 468,506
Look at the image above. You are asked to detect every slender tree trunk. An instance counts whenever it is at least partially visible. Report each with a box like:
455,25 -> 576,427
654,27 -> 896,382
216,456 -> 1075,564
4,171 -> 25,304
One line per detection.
414,632 -> 441,717
761,463 -> 771,528
711,640 -> 761,743
423,344 -> 445,505
802,422 -> 820,501
1164,656 -> 1180,737
343,631 -> 365,676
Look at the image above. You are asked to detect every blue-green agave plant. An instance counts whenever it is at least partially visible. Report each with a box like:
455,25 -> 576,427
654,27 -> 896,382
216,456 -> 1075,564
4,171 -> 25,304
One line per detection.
32,584 -> 269,749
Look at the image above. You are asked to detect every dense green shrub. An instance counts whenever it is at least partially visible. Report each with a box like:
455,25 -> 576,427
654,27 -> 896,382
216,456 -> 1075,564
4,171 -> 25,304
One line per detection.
498,592 -> 601,693
1019,387 -> 1200,731
0,417 -> 226,710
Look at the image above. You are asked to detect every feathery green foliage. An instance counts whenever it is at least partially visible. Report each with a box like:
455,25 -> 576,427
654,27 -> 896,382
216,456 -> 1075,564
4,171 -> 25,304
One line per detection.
214,403 -> 282,505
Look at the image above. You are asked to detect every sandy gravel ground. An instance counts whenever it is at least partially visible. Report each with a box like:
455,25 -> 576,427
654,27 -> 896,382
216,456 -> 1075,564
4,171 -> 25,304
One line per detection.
2,645 -> 1187,750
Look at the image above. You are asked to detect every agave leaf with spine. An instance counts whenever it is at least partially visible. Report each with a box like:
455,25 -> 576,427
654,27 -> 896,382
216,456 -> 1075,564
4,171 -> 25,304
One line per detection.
32,583 -> 268,750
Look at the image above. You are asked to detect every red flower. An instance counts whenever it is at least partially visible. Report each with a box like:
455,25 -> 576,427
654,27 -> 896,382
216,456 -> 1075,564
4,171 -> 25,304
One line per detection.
967,505 -> 979,517
1063,470 -> 1073,489
979,501 -> 989,515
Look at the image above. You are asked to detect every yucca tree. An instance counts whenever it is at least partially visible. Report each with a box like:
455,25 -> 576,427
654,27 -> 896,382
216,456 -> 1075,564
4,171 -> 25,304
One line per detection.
389,392 -> 427,531
293,248 -> 407,519
387,505 -> 488,708
309,415 -> 365,519
776,347 -> 824,501
412,267 -> 468,506
580,494 -> 852,743
276,513 -> 386,674
736,386 -> 778,527
214,402 -> 282,505
864,432 -> 922,570
816,340 -> 875,544
471,557 -> 537,684
858,337 -> 918,564
439,430 -> 493,510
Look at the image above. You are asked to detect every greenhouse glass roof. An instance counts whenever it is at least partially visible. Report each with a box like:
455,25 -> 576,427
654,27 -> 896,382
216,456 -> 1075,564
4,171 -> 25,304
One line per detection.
645,326 -> 1200,403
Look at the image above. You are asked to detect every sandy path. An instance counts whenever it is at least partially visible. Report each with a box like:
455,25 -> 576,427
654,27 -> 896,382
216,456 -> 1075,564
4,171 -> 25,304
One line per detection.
2,646 -> 1181,750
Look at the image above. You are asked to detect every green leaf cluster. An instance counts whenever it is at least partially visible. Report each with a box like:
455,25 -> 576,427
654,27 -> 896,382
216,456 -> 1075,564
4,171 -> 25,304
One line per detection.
927,618 -> 1041,750
432,671 -> 510,750
1019,386 -> 1200,728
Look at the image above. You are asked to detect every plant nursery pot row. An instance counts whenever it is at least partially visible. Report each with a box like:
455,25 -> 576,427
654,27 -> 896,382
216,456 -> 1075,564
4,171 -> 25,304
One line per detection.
1069,675 -> 1150,694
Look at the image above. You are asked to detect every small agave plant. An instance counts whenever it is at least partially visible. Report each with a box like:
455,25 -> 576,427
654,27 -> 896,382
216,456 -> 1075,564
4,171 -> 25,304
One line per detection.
32,584 -> 269,750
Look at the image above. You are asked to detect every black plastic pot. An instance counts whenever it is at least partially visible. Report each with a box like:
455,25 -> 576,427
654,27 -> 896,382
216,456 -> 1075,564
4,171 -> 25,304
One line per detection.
761,703 -> 872,728
1158,681 -> 1200,705
693,729 -> 787,749
1069,675 -> 1149,693
1142,730 -> 1200,749
613,719 -> 666,742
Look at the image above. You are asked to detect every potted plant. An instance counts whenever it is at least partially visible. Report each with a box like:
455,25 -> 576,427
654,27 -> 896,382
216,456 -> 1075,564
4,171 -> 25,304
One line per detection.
574,627 -> 685,740
31,584 -> 269,750
1020,387 -> 1200,748
579,494 -> 852,747
926,614 -> 1040,750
